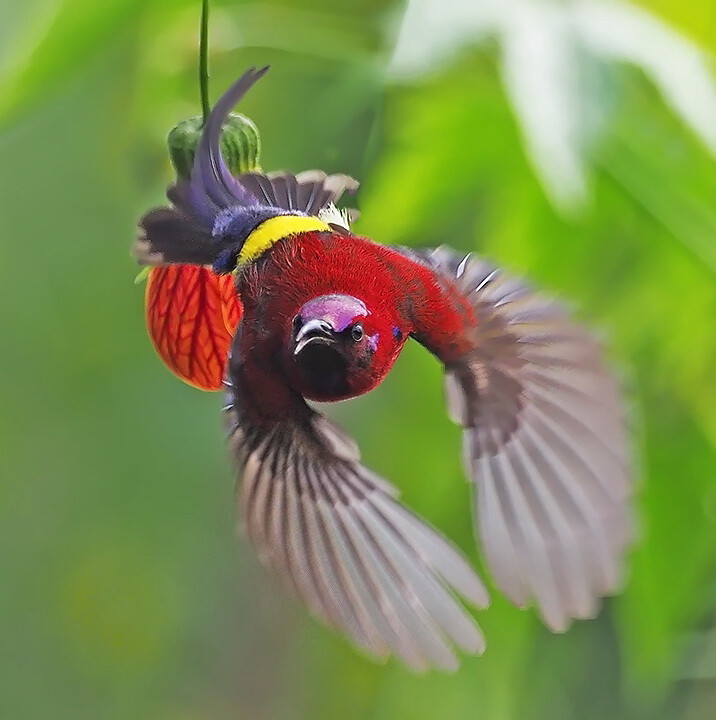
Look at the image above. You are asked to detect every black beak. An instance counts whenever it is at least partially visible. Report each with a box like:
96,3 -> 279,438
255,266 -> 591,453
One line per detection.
293,319 -> 337,356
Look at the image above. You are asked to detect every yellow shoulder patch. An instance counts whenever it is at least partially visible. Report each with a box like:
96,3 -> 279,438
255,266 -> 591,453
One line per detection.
236,215 -> 331,268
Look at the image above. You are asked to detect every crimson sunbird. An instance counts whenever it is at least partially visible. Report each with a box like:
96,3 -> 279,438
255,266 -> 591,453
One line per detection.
134,66 -> 633,671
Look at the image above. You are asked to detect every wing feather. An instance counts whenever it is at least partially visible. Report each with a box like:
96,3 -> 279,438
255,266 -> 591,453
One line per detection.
410,247 -> 633,630
226,378 -> 488,669
238,170 -> 359,217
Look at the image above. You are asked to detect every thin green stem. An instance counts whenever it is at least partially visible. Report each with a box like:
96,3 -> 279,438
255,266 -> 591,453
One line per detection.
199,0 -> 210,124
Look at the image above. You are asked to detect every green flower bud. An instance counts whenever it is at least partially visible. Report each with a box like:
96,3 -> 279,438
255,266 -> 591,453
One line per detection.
167,112 -> 261,181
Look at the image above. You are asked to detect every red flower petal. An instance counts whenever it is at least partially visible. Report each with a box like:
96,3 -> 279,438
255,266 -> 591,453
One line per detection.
145,265 -> 243,391
217,273 -> 242,336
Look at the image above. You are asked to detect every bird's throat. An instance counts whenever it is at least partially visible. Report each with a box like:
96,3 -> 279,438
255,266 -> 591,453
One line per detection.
295,343 -> 349,400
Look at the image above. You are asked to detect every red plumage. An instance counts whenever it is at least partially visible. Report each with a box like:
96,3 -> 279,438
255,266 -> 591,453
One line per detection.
234,230 -> 476,415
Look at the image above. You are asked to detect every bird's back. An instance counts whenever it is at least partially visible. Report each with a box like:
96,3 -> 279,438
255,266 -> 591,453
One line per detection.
236,230 -> 417,326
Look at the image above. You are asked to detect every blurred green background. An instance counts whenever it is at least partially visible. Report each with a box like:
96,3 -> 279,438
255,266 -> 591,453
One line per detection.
1,0 -> 716,718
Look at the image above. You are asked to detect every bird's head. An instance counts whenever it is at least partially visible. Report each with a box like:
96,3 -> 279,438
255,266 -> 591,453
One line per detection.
289,294 -> 406,401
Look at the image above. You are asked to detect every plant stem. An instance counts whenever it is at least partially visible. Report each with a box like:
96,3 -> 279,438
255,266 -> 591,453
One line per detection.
199,0 -> 210,124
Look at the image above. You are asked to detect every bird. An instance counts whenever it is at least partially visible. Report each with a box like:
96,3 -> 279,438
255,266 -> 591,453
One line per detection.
134,66 -> 633,672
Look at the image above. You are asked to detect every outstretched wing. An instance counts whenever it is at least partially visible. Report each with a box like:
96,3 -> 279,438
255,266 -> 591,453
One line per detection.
406,246 -> 633,632
224,357 -> 489,671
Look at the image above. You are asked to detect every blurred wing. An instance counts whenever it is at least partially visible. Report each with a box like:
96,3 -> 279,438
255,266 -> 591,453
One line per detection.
146,266 -> 242,391
410,246 -> 633,632
225,366 -> 489,671
134,207 -> 217,266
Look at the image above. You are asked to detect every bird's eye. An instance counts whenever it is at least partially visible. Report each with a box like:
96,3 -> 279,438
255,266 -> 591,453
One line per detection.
351,323 -> 364,342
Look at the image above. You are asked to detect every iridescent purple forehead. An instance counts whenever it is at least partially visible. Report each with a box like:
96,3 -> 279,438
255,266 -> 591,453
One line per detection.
298,294 -> 369,332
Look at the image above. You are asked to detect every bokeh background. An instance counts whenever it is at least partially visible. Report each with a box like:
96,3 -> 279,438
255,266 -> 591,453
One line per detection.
2,0 -> 716,718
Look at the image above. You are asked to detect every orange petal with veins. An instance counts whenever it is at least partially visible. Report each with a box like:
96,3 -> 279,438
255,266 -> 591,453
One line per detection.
217,273 -> 242,335
145,265 -> 243,391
